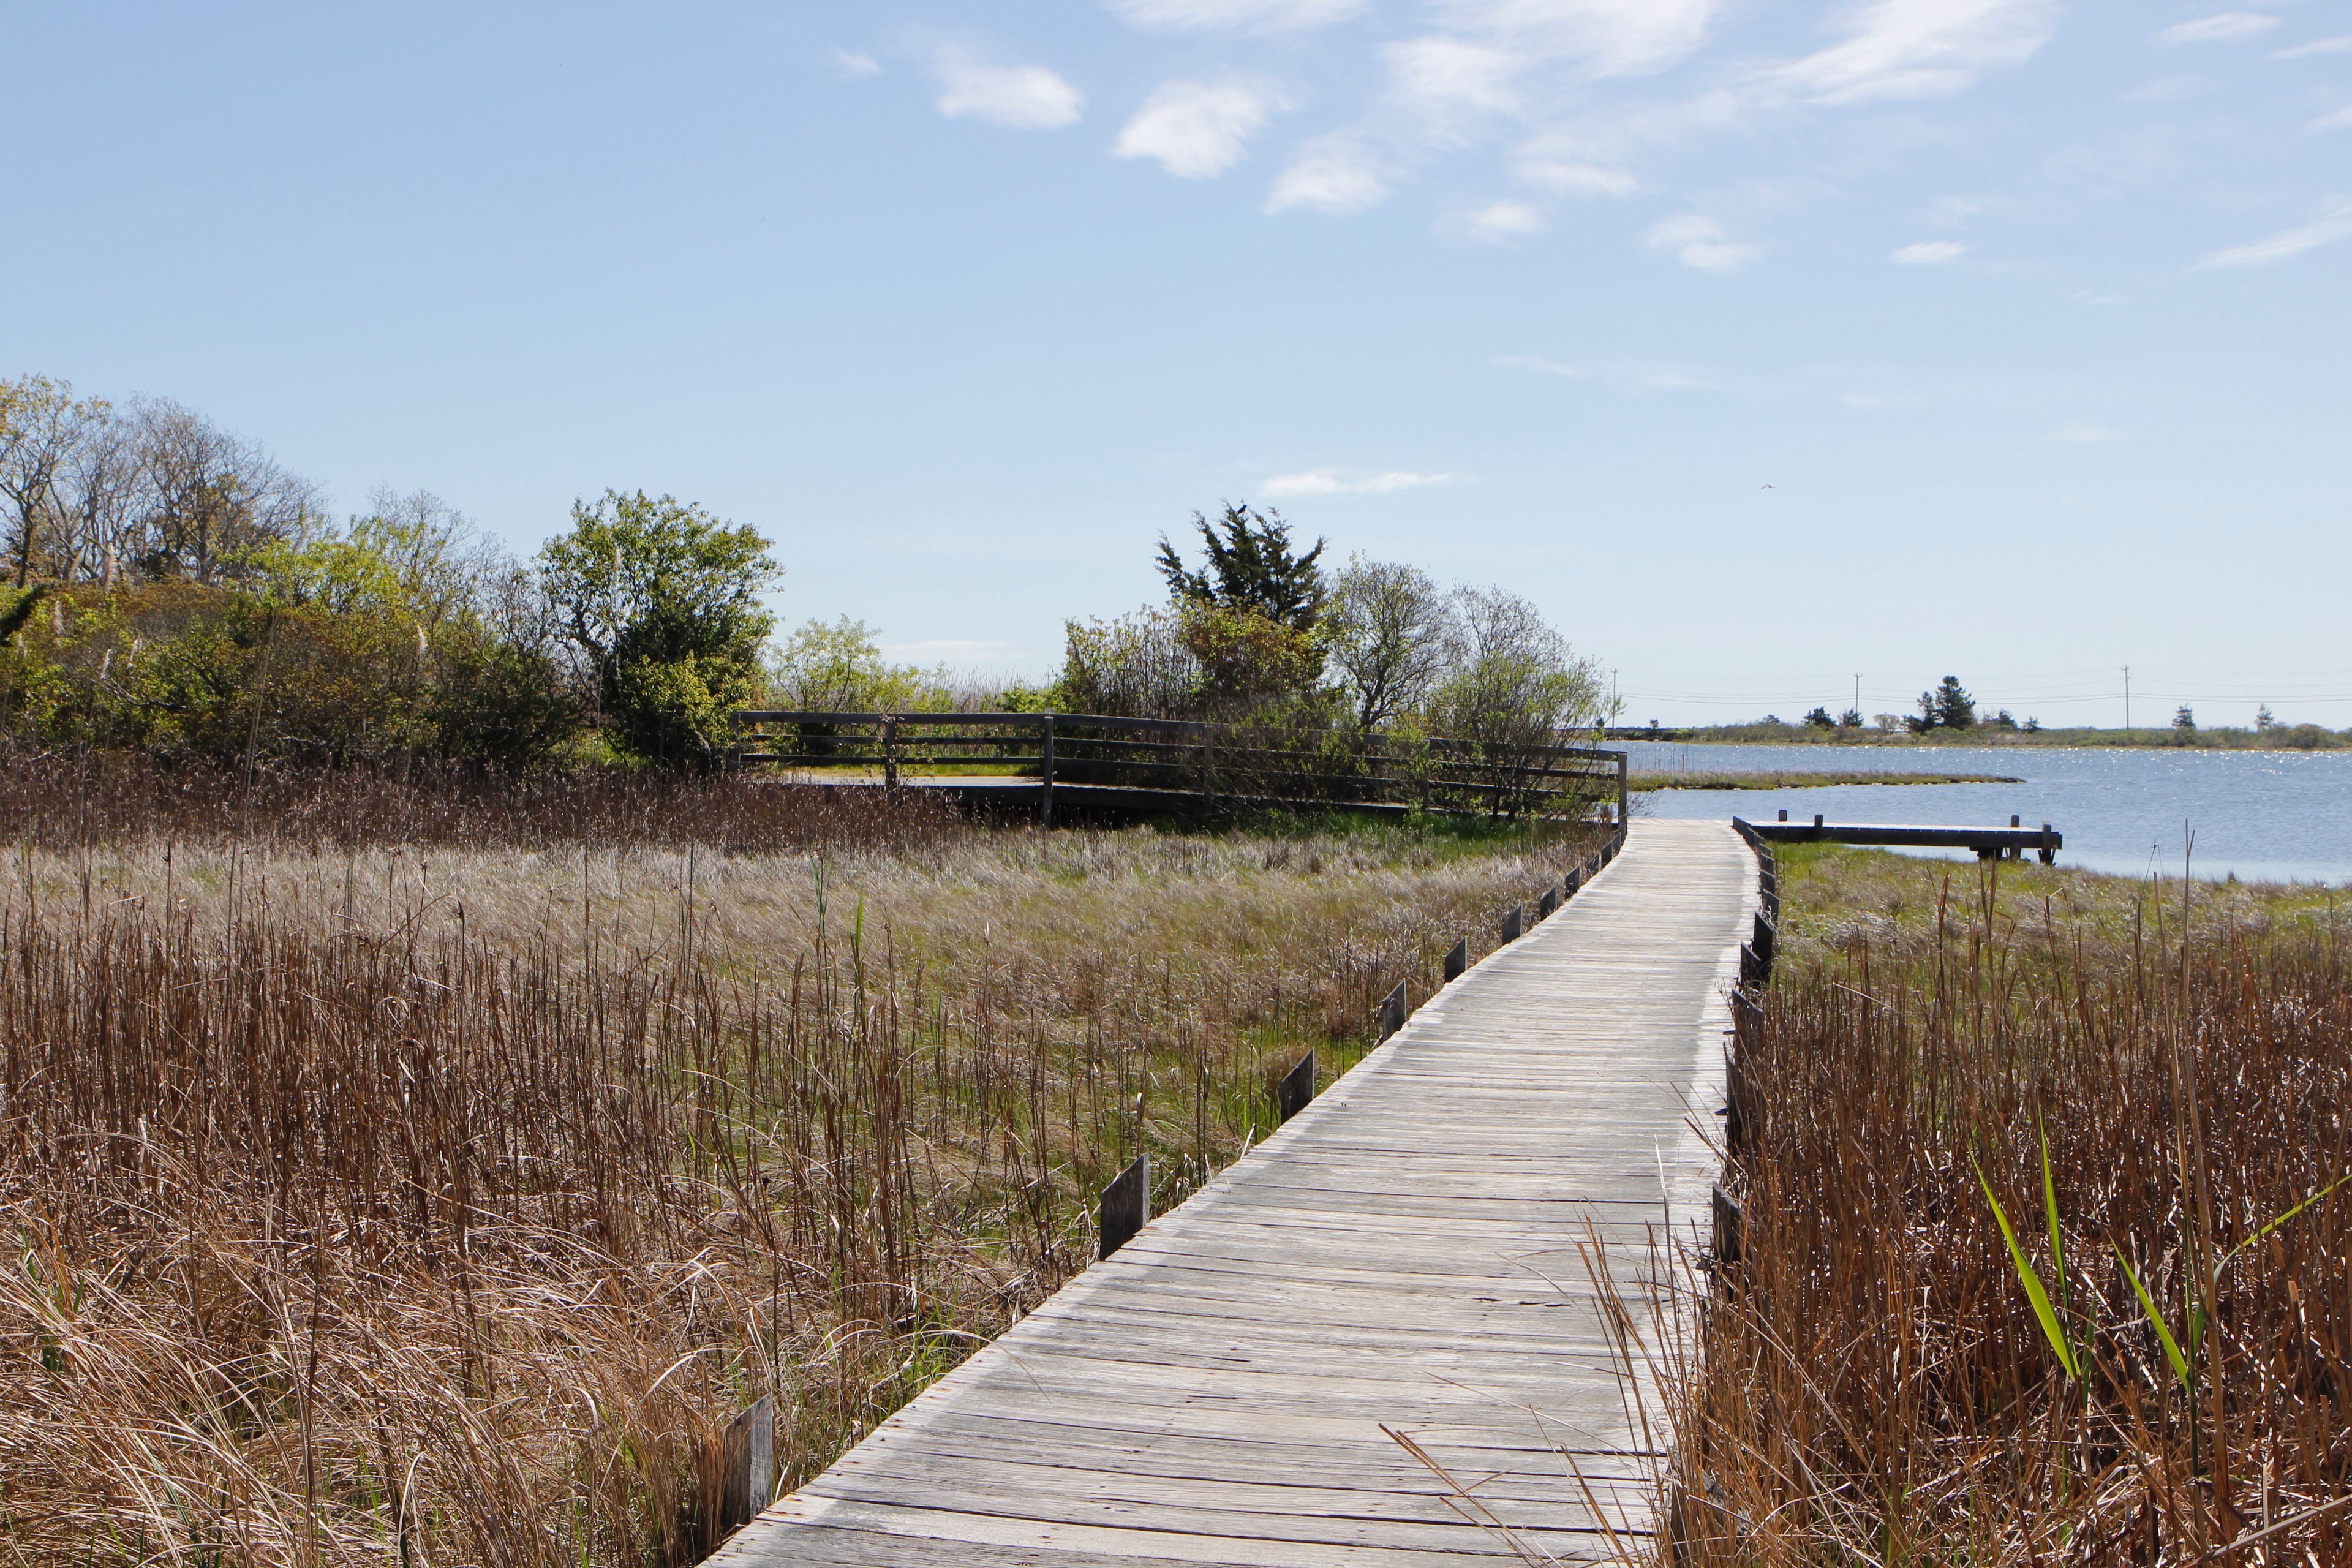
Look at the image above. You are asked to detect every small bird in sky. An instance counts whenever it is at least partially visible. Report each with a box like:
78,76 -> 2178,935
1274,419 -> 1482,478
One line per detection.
1760,483 -> 1775,489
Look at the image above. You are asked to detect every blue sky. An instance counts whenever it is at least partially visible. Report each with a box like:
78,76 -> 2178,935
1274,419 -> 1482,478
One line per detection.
6,1 -> 2349,726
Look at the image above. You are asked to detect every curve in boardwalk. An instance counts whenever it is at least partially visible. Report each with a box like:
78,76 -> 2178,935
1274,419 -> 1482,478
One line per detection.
714,818 -> 1757,1567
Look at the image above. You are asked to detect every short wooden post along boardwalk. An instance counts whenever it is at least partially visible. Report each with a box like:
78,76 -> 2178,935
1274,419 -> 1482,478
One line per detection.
715,820 -> 1757,1566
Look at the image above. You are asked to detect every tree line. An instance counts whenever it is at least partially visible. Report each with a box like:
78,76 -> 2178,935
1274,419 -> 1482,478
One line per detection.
0,376 -> 1608,771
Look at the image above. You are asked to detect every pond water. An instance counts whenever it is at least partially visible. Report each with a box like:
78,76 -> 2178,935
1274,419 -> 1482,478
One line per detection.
1623,743 -> 2352,885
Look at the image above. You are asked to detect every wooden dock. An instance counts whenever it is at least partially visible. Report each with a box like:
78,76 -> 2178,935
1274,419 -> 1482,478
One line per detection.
713,819 -> 1757,1567
1746,813 -> 2061,862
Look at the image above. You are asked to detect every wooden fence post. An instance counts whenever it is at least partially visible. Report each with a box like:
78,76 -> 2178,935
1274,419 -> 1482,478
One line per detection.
1276,1050 -> 1315,1123
1501,905 -> 1523,943
1040,714 -> 1056,829
1098,1155 -> 1150,1259
1378,980 -> 1408,1041
1538,887 -> 1559,920
882,717 -> 899,789
1709,1185 -> 1744,1271
705,1393 -> 774,1545
1443,937 -> 1468,984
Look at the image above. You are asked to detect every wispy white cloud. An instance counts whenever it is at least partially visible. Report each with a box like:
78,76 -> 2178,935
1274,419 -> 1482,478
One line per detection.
1108,0 -> 1363,31
1513,148 -> 1639,197
1495,353 -> 1584,377
1510,91 -> 1745,207
2157,12 -> 2280,45
1427,0 -> 1718,78
829,48 -> 882,79
933,48 -> 1084,129
1385,37 -> 1526,140
2122,75 -> 2205,102
2272,34 -> 2352,59
1265,134 -> 1390,213
2310,104 -> 2352,133
2193,197 -> 2352,268
1449,201 -> 1548,241
1891,239 -> 1967,263
1646,213 -> 1761,273
2045,423 -> 2126,442
1262,469 -> 1455,496
1768,0 -> 2059,105
1115,76 -> 1291,177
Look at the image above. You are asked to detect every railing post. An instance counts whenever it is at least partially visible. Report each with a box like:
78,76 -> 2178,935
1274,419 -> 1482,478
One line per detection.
1098,1155 -> 1150,1259
703,1393 -> 774,1546
882,717 -> 899,790
1443,937 -> 1468,983
1276,1049 -> 1314,1123
1501,905 -> 1523,943
1040,714 -> 1056,829
1616,749 -> 1627,827
1378,980 -> 1408,1041
1709,1184 -> 1744,1270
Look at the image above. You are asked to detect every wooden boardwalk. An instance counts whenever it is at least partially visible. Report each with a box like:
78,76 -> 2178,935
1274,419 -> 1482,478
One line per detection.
715,819 -> 1756,1567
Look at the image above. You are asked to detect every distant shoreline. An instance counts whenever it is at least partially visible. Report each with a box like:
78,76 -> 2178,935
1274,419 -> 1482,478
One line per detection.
1607,723 -> 2346,751
1631,769 -> 2022,791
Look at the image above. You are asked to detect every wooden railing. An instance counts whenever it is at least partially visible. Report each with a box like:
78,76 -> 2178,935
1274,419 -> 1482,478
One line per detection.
731,710 -> 1627,825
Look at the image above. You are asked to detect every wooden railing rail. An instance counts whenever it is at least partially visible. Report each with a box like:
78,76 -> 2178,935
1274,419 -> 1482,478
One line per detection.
732,709 -> 1628,823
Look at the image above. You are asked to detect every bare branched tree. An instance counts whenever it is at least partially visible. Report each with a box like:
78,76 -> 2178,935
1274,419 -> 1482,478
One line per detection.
1427,585 -> 1610,815
1324,555 -> 1459,729
124,396 -> 319,582
0,376 -> 108,587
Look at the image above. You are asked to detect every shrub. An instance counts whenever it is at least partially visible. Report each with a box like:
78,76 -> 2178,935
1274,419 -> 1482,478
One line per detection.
540,491 -> 778,767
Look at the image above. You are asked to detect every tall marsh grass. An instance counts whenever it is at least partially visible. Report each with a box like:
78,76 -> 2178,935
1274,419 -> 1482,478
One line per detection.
0,759 -> 1596,1563
1666,850 -> 2352,1564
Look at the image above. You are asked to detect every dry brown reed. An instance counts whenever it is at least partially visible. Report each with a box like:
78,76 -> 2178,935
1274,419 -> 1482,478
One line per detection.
1662,848 -> 2352,1566
0,747 -> 971,853
0,759 -> 1596,1564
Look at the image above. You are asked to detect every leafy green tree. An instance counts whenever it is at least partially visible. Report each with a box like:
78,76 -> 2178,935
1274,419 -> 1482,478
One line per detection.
539,490 -> 778,766
2173,705 -> 2196,731
1803,706 -> 1835,728
1054,600 -> 1325,722
1155,504 -> 1327,633
766,616 -> 940,712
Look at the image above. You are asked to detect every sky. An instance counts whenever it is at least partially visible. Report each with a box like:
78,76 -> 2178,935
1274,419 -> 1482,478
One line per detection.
4,1 -> 2349,728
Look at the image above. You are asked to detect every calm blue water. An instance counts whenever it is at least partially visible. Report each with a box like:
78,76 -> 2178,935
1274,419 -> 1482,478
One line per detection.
1625,744 -> 2352,884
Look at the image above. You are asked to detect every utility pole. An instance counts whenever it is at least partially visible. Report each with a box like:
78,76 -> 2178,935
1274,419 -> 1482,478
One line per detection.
2123,666 -> 2131,731
1853,674 -> 1861,719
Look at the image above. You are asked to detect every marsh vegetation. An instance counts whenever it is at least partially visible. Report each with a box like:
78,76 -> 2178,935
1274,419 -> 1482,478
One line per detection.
0,759 -> 1598,1564
1664,846 -> 2351,1564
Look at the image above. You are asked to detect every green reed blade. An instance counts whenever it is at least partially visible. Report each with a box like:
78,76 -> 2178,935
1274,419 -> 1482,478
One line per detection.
2114,1244 -> 2192,1394
1976,1156 -> 2080,1380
